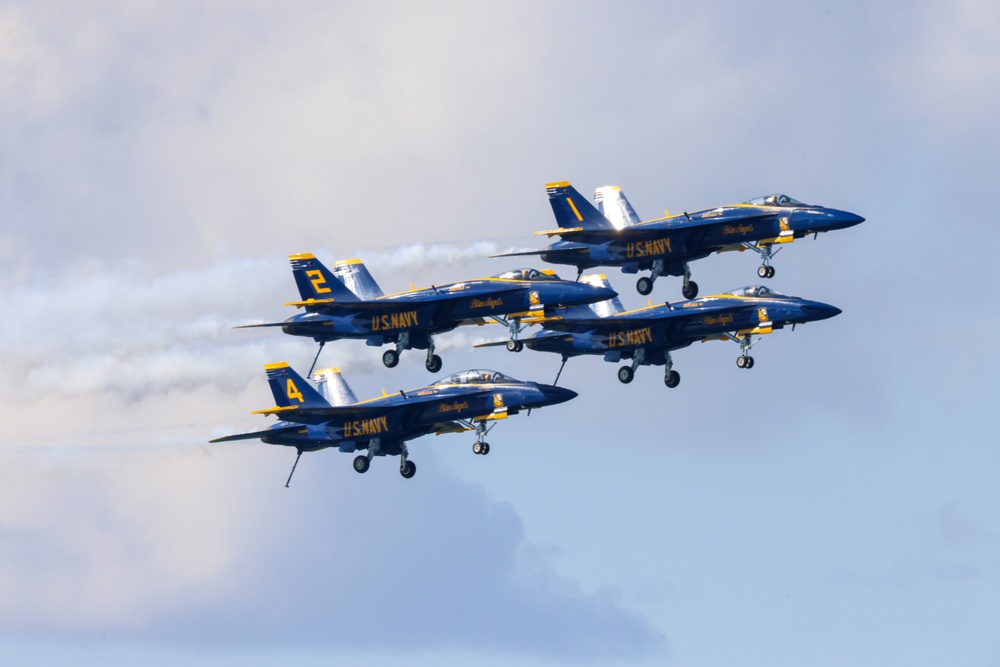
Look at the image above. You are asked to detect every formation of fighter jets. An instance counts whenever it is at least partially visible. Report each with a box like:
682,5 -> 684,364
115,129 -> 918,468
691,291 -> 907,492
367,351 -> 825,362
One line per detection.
212,181 -> 864,485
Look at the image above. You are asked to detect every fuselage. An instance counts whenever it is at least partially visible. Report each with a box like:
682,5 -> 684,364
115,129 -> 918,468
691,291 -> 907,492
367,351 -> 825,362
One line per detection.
527,286 -> 841,363
260,370 -> 576,453
541,199 -> 865,275
281,270 -> 616,344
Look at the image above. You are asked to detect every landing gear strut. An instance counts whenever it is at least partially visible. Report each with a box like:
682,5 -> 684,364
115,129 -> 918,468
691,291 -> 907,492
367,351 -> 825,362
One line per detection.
730,334 -> 759,369
399,444 -> 416,478
425,338 -> 442,373
746,242 -> 779,279
664,352 -> 680,388
617,348 -> 646,384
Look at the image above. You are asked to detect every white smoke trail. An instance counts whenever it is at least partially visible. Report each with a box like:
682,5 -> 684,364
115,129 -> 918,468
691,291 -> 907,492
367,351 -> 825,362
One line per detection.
0,241 -> 508,403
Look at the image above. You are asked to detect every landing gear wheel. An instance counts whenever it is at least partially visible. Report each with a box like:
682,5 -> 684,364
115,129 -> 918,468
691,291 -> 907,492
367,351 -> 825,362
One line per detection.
473,441 -> 484,455
737,355 -> 748,369
425,354 -> 442,373
766,266 -> 775,278
617,366 -> 635,384
400,461 -> 416,478
481,443 -> 490,455
506,339 -> 524,353
636,277 -> 654,295
665,370 -> 681,388
758,265 -> 769,278
682,281 -> 699,299
353,456 -> 370,474
746,356 -> 755,368
382,349 -> 399,368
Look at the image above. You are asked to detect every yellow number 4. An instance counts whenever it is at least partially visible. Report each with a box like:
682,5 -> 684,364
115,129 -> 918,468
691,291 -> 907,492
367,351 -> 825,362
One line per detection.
286,379 -> 305,403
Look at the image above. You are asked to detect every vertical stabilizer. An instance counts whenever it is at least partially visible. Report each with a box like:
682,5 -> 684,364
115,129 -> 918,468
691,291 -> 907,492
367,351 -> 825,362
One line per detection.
332,259 -> 384,300
579,274 -> 626,317
545,181 -> 614,231
312,368 -> 359,406
262,362 -> 332,409
594,186 -> 642,229
289,254 -> 360,302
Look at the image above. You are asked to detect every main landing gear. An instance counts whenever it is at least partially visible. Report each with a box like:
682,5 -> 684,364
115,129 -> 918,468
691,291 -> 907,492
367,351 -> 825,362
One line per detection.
353,441 -> 417,479
380,333 -> 442,372
617,350 -> 682,389
635,260 -> 698,300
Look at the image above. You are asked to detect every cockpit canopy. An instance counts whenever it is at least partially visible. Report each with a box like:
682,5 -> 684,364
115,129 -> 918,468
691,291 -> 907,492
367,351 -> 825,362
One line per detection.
726,285 -> 786,298
431,369 -> 516,386
492,268 -> 559,281
743,194 -> 806,207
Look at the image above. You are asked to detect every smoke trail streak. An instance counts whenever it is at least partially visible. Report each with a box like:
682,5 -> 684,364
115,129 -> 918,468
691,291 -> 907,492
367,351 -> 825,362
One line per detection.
0,242 -> 505,402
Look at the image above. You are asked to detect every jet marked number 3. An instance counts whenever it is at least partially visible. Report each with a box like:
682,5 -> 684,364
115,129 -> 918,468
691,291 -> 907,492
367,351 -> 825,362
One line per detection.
306,269 -> 331,294
286,379 -> 305,403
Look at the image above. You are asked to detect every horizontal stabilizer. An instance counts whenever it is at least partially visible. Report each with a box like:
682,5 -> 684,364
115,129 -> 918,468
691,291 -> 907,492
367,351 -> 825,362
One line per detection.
489,248 -> 549,258
210,424 -> 301,443
234,322 -> 287,329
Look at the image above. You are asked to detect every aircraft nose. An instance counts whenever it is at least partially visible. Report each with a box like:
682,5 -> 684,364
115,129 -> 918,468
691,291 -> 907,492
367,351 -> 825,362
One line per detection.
829,209 -> 865,227
536,383 -> 578,406
802,301 -> 842,321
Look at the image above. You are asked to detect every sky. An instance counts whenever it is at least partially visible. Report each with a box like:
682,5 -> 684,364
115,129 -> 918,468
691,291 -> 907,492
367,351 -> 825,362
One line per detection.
2,1 -> 999,665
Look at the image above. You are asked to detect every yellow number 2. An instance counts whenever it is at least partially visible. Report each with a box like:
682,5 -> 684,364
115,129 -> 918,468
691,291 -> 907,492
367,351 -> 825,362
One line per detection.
286,379 -> 305,403
306,269 -> 331,294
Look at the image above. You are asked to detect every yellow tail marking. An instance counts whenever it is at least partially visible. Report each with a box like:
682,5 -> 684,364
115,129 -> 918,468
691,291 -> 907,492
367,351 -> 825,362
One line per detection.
264,362 -> 290,370
286,379 -> 305,403
566,197 -> 584,222
306,269 -> 331,294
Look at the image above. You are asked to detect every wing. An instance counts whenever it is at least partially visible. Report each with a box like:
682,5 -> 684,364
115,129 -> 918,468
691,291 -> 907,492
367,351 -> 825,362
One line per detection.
210,424 -> 302,443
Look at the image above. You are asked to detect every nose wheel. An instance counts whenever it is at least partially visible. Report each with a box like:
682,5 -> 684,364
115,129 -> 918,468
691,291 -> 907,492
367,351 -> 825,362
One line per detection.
758,265 -> 775,279
736,355 -> 755,369
506,339 -> 524,352
473,441 -> 490,455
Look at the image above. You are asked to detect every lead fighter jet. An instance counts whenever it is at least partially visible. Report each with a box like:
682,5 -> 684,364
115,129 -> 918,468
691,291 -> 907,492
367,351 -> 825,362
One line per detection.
494,182 -> 864,297
238,254 -> 616,373
210,363 -> 577,485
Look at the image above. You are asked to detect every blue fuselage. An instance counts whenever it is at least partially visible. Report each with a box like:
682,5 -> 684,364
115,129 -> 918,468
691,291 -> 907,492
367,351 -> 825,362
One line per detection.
542,204 -> 864,276
281,277 -> 615,345
527,290 -> 841,365
260,378 -> 576,455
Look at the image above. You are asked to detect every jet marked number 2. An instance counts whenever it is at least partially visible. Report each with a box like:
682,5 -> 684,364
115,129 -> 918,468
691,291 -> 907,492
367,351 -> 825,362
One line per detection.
306,269 -> 331,294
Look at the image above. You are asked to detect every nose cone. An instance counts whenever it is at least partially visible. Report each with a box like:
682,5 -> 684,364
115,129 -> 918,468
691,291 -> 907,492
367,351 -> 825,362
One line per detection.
800,300 -> 842,322
824,208 -> 865,229
565,281 -> 617,306
534,383 -> 578,407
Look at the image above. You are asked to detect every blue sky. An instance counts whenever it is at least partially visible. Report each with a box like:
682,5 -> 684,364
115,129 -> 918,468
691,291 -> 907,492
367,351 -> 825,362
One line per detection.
2,1 -> 999,665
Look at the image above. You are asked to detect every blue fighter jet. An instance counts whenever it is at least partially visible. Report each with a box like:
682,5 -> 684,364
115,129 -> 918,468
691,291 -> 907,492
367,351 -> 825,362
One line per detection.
238,254 -> 616,373
210,363 -> 577,485
479,275 -> 841,387
494,182 -> 864,297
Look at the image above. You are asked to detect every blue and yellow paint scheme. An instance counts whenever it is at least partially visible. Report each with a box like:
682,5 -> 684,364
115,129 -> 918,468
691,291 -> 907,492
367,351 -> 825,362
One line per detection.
494,182 -> 865,297
237,254 -> 617,372
210,363 -> 576,484
479,276 -> 841,387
